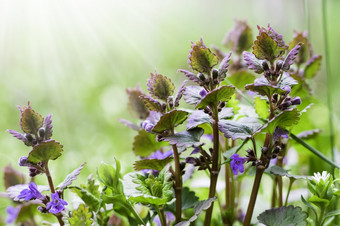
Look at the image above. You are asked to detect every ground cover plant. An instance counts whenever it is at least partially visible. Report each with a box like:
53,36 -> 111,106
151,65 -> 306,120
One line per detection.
1,20 -> 340,226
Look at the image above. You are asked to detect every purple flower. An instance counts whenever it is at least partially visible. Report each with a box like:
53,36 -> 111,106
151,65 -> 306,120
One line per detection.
6,206 -> 19,224
148,150 -> 173,160
230,154 -> 246,175
46,192 -> 68,214
273,127 -> 289,143
199,89 -> 207,97
153,211 -> 175,226
142,111 -> 162,132
17,182 -> 44,201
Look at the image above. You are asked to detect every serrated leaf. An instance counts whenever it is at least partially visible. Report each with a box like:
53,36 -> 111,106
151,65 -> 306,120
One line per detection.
126,87 -> 150,119
3,165 -> 25,189
133,157 -> 173,171
258,108 -> 300,134
97,160 -> 122,193
183,86 -> 205,105
226,94 -> 240,115
7,184 -> 49,201
27,140 -> 63,164
175,197 -> 216,226
289,31 -> 311,65
140,95 -> 163,112
147,72 -> 175,101
68,204 -> 93,226
133,129 -> 167,157
43,114 -> 53,140
20,106 -> 44,135
178,70 -> 202,85
282,43 -> 302,71
218,52 -> 232,78
254,96 -> 270,119
303,55 -> 322,79
119,119 -> 140,131
174,80 -> 187,107
257,205 -> 307,226
57,162 -> 86,190
7,130 -> 31,146
253,31 -> 286,62
266,165 -> 308,180
188,38 -> 218,74
162,128 -> 204,148
71,186 -> 100,211
243,51 -> 265,74
181,187 -> 199,210
186,110 -> 211,130
245,73 -> 297,97
196,85 -> 235,109
227,70 -> 256,89
296,129 -> 321,140
152,110 -> 188,133
219,118 -> 262,140
224,19 -> 253,54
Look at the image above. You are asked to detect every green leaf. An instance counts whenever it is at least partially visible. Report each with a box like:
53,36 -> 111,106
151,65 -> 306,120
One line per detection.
20,106 -> 44,134
97,160 -> 122,193
162,128 -> 204,148
180,187 -> 199,210
186,110 -> 211,130
183,86 -> 205,105
253,32 -> 286,62
245,73 -> 297,97
301,195 -> 318,219
258,109 -> 300,134
27,140 -> 63,164
266,165 -> 308,180
68,204 -> 93,226
16,202 -> 40,223
308,195 -> 330,208
71,186 -> 100,211
7,184 -> 49,201
140,95 -> 163,112
3,165 -> 25,189
133,157 -> 173,171
226,94 -> 240,115
148,72 -> 175,101
219,118 -> 262,140
254,96 -> 270,119
288,32 -> 311,65
188,38 -> 218,74
57,162 -> 86,190
175,197 -> 217,226
325,209 -> 340,219
196,85 -> 235,109
152,110 -> 188,133
133,130 -> 167,157
303,55 -> 322,79
227,70 -> 256,89
223,138 -> 250,161
257,205 -> 308,226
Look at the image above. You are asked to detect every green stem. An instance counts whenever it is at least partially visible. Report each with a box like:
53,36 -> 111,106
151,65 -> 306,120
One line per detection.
172,144 -> 182,223
155,206 -> 166,226
277,156 -> 284,207
204,109 -> 220,226
290,134 -> 339,169
322,0 -> 335,162
271,177 -> 277,208
44,161 -> 64,226
304,0 -> 311,40
284,178 -> 295,206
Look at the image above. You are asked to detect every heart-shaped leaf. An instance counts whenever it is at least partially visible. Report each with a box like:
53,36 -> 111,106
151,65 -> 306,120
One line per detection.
20,106 -> 44,135
126,86 -> 150,119
183,86 -> 205,105
162,128 -> 204,148
288,31 -> 311,65
68,204 -> 93,226
27,140 -> 63,164
147,72 -> 175,101
57,162 -> 86,190
219,118 -> 262,140
133,157 -> 173,171
133,129 -> 167,157
152,110 -> 188,133
227,70 -> 256,89
196,85 -> 235,109
254,96 -> 270,119
257,205 -> 307,226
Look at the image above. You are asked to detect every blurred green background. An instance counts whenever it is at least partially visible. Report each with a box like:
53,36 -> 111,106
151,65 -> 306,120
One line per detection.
0,0 -> 339,222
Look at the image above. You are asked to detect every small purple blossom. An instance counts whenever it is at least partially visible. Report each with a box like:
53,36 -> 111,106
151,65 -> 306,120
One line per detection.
282,86 -> 291,94
148,150 -> 173,160
6,206 -> 19,224
230,154 -> 246,175
17,182 -> 44,201
291,97 -> 301,105
46,192 -> 68,214
153,211 -> 175,226
142,111 -> 162,132
199,89 -> 207,97
273,127 -> 289,142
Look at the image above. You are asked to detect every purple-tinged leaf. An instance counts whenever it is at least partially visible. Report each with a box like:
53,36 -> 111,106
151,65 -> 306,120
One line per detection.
134,157 -> 173,171
140,95 -> 163,112
133,129 -> 167,157
126,86 -> 149,120
303,55 -> 322,79
119,119 -> 140,131
27,140 -> 63,164
178,69 -> 202,85
296,129 -> 321,140
19,104 -> 44,135
243,51 -> 264,74
258,24 -> 287,48
186,110 -> 211,130
7,184 -> 49,201
188,38 -> 218,74
162,128 -> 204,148
289,31 -> 312,65
196,85 -> 235,109
219,118 -> 262,140
218,52 -> 232,79
283,43 -> 302,71
211,45 -> 227,61
7,130 -> 31,146
152,110 -> 188,133
174,80 -> 187,107
223,19 -> 253,54
147,72 -> 175,101
43,114 -> 53,140
183,86 -> 205,105
219,107 -> 234,119
3,165 -> 25,189
57,162 -> 86,190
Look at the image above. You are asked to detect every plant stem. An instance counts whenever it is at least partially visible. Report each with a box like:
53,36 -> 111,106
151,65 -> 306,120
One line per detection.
155,206 -> 166,226
284,178 -> 295,206
172,144 -> 182,223
204,112 -> 220,226
322,0 -> 335,162
277,156 -> 284,207
271,177 -> 277,208
225,163 -> 234,225
44,161 -> 64,226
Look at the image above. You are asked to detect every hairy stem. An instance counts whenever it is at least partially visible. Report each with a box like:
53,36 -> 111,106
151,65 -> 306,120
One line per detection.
172,144 -> 182,223
44,162 -> 64,226
204,112 -> 220,226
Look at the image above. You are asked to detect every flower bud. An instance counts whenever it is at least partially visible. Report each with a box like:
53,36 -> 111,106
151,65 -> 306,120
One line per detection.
272,94 -> 278,103
276,60 -> 283,72
197,73 -> 206,82
273,146 -> 281,154
261,147 -> 268,155
38,128 -> 45,139
212,68 -> 219,80
262,61 -> 269,71
37,206 -> 48,214
199,89 -> 207,97
25,134 -> 34,142
291,97 -> 301,105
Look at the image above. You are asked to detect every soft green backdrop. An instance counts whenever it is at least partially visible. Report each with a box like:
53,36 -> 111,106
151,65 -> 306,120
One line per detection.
0,0 -> 339,221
